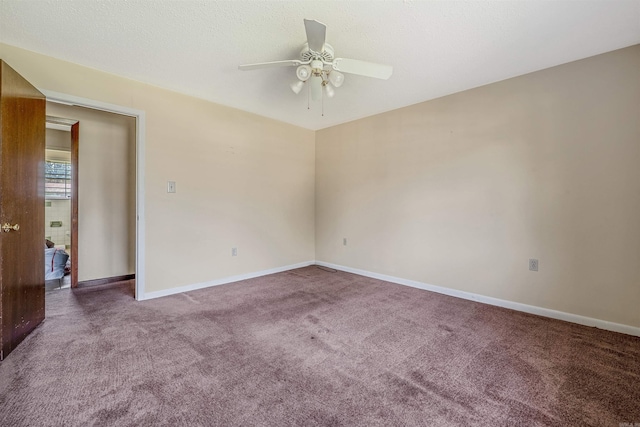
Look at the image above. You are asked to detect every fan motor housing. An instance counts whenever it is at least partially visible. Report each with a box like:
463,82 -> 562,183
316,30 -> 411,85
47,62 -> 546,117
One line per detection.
300,43 -> 334,63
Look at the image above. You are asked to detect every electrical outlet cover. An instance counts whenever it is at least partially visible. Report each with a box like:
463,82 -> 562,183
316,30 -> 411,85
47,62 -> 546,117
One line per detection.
529,259 -> 539,271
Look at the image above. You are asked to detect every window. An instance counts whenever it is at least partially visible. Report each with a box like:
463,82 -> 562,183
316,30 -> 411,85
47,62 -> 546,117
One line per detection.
45,161 -> 71,199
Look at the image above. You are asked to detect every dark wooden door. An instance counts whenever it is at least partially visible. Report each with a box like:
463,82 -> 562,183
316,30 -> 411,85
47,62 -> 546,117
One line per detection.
0,60 -> 46,360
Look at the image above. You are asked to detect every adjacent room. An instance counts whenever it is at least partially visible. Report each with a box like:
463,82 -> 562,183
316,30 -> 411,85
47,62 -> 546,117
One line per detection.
0,1 -> 638,426
44,123 -> 72,289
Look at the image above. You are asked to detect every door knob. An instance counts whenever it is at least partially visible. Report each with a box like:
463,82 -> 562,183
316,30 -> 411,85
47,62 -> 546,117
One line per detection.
1,223 -> 19,233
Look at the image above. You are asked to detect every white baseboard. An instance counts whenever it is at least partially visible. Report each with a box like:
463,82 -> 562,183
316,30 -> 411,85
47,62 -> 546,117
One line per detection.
139,261 -> 315,301
315,261 -> 640,337
137,259 -> 639,337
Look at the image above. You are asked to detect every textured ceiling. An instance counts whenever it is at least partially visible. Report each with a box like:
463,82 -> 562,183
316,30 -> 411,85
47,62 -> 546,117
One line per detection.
1,1 -> 639,130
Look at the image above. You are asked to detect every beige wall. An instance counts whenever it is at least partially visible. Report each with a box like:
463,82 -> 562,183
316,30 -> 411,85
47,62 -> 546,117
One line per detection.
47,104 -> 136,282
316,45 -> 640,328
45,128 -> 70,151
0,43 -> 316,293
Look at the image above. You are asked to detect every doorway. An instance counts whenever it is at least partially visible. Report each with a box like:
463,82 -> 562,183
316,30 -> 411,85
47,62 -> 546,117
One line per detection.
45,102 -> 137,294
40,89 -> 146,301
42,91 -> 145,300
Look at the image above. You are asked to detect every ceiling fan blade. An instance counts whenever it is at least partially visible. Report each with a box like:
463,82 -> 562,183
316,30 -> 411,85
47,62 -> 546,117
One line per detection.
304,19 -> 326,52
332,58 -> 393,80
238,59 -> 302,71
310,76 -> 322,101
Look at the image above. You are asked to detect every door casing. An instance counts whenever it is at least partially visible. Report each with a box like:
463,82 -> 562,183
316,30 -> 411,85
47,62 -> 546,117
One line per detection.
43,90 -> 146,300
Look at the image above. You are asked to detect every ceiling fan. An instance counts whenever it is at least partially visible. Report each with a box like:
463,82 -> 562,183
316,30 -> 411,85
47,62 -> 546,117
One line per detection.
239,19 -> 393,102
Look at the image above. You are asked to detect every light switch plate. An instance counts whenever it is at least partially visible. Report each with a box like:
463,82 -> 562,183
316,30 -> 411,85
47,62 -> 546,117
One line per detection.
167,181 -> 176,193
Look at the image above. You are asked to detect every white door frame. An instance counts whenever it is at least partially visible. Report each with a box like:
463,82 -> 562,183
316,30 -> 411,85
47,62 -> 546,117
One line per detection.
40,89 -> 146,301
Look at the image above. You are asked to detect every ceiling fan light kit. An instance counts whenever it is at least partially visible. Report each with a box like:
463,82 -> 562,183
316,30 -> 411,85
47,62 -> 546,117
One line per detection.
290,80 -> 305,94
323,81 -> 335,98
328,70 -> 344,88
239,19 -> 393,111
296,65 -> 311,81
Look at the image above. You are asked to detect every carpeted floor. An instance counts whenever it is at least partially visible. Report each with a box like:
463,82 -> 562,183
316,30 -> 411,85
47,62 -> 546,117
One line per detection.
0,266 -> 638,426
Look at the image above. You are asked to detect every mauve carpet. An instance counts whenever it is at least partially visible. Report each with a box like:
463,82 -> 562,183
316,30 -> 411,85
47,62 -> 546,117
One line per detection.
0,266 -> 638,426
